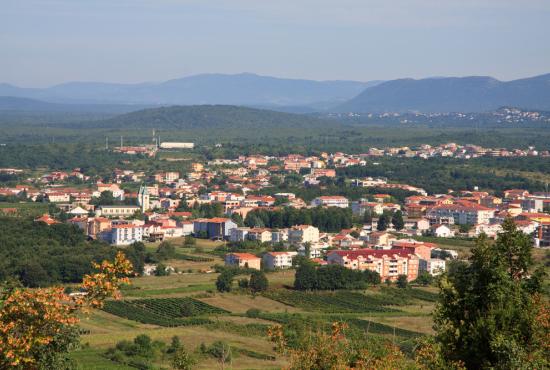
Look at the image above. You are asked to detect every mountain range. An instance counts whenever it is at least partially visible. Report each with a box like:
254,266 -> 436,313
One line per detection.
0,73 -> 378,108
336,73 -> 550,113
1,72 -> 549,113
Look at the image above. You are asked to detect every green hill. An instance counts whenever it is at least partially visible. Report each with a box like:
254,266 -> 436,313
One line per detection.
92,104 -> 334,130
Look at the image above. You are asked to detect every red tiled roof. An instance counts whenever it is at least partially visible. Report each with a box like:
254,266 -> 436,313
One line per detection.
329,248 -> 414,259
227,253 -> 260,260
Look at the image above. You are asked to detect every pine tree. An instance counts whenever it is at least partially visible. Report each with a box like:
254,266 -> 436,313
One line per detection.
391,210 -> 404,230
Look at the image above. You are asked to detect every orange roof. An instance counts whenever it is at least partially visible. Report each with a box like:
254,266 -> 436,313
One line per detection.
112,224 -> 141,229
208,217 -> 231,223
34,214 -> 59,225
228,253 -> 260,260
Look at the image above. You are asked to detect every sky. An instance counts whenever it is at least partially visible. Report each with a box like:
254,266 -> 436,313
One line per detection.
1,0 -> 549,87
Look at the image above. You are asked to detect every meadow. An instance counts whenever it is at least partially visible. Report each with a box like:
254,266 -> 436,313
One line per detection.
70,241 -> 440,369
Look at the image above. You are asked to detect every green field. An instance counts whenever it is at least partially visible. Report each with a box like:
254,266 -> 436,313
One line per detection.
0,202 -> 49,217
72,241 -> 437,370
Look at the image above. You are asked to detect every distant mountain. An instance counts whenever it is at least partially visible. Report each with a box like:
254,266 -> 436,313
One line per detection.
0,73 -> 380,108
89,105 -> 335,130
0,96 -> 150,114
336,73 -> 550,113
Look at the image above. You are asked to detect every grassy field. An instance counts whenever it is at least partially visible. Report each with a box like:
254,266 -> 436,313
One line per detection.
0,202 -> 49,217
71,239 -> 439,369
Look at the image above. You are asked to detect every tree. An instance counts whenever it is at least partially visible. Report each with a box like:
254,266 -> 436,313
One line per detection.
391,210 -> 404,231
376,215 -> 389,231
215,271 -> 234,292
362,209 -> 373,224
91,191 -> 116,206
414,271 -> 433,286
294,261 -> 317,290
363,269 -> 381,285
231,212 -> 244,227
430,218 -> 549,369
207,341 -> 232,369
167,336 -> 182,354
249,270 -> 268,293
183,235 -> 196,247
154,263 -> 170,276
396,274 -> 408,289
172,346 -> 196,370
0,252 -> 133,368
125,242 -> 147,275
237,278 -> 249,289
458,223 -> 473,234
156,242 -> 176,261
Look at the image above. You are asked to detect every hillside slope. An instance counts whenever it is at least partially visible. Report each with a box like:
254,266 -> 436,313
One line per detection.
91,105 -> 335,130
337,73 -> 550,113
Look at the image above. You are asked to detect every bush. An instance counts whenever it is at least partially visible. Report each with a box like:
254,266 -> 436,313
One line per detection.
207,341 -> 232,364
156,242 -> 176,260
246,308 -> 262,318
249,270 -> 269,293
216,271 -> 234,292
396,275 -> 408,289
238,278 -> 249,289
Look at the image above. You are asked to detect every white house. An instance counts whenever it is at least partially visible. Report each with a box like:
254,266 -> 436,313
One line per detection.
262,251 -> 298,269
311,196 -> 349,208
430,224 -> 454,238
102,224 -> 143,246
288,225 -> 320,245
298,242 -> 329,259
230,227 -> 250,242
420,258 -> 446,275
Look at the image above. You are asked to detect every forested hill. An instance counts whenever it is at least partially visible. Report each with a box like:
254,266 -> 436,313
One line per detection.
89,105 -> 336,130
337,73 -> 550,113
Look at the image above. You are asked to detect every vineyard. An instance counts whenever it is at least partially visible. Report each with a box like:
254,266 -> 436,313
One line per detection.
264,290 -> 401,313
264,288 -> 438,313
346,318 -> 421,339
176,253 -> 214,262
102,297 -> 228,327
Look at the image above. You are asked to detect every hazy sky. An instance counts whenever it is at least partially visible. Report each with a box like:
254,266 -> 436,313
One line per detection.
2,0 -> 549,87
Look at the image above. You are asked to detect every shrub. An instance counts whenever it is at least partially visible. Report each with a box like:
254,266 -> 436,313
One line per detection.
246,308 -> 262,318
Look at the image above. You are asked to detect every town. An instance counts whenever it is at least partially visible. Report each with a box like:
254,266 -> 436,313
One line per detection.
2,143 -> 548,286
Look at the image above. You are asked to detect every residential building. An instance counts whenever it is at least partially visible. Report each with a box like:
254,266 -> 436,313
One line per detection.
262,251 -> 298,269
474,223 -> 503,238
327,249 -> 419,282
311,196 -> 349,208
419,258 -> 446,275
368,231 -> 396,247
248,228 -> 273,243
97,205 -> 141,217
102,224 -> 143,246
224,253 -> 261,270
230,227 -> 250,242
34,214 -> 59,225
429,224 -> 454,238
271,229 -> 289,244
535,222 -> 550,247
298,242 -> 329,258
288,225 -> 320,245
427,202 -> 495,225
352,200 -> 384,216
193,218 -> 238,239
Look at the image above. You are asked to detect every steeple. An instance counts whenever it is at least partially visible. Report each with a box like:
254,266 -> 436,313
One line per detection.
137,184 -> 150,212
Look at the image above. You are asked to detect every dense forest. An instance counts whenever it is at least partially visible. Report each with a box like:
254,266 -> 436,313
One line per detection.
0,217 -> 118,287
1,104 -> 550,151
336,158 -> 548,195
244,207 -> 353,233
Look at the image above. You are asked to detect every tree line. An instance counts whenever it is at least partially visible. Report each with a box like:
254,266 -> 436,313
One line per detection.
244,206 -> 352,233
